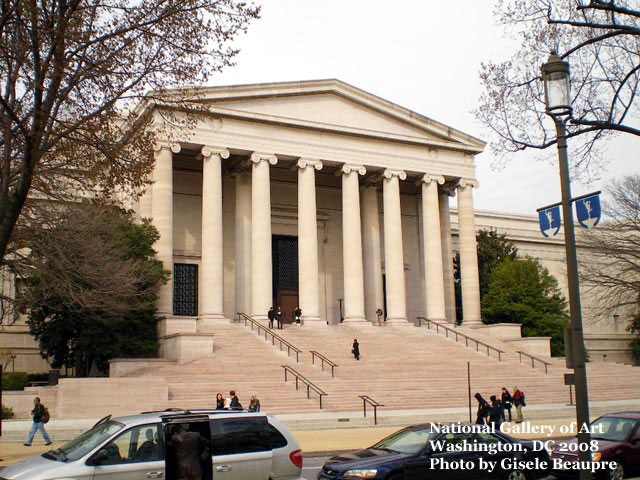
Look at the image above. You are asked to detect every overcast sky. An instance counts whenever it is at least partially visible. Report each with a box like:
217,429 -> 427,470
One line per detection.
209,0 -> 639,216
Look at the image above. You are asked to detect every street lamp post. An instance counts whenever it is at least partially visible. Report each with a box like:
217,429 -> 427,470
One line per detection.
541,53 -> 592,480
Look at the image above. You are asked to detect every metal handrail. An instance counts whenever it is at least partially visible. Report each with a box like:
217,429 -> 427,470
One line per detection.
416,316 -> 505,361
358,395 -> 384,425
281,365 -> 327,409
235,312 -> 302,362
516,350 -> 552,374
309,351 -> 338,378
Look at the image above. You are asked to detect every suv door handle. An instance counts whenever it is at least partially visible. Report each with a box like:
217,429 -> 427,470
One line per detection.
146,472 -> 163,479
215,465 -> 232,472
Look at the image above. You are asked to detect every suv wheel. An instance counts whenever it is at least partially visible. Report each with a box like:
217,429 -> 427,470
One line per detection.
607,460 -> 625,480
504,469 -> 528,480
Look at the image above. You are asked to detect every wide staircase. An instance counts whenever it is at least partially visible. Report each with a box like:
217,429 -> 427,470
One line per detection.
119,317 -> 640,415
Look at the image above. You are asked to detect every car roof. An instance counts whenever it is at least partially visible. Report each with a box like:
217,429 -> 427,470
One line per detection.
111,409 -> 269,426
599,412 -> 640,420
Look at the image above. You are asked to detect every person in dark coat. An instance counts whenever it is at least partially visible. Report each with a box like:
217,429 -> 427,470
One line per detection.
215,393 -> 225,410
501,387 -> 513,422
24,397 -> 51,446
276,306 -> 283,329
169,424 -> 207,480
229,390 -> 242,410
267,307 -> 275,329
512,387 -> 525,423
352,339 -> 360,360
294,307 -> 302,326
488,395 -> 503,429
474,393 -> 490,425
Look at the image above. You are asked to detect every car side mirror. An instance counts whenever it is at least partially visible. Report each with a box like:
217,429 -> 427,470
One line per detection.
92,449 -> 109,465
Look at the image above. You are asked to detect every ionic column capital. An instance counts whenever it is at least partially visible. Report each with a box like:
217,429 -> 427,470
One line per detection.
420,174 -> 445,185
340,163 -> 366,176
200,146 -> 230,160
296,158 -> 323,171
153,142 -> 181,154
457,178 -> 480,189
250,152 -> 278,165
383,168 -> 407,181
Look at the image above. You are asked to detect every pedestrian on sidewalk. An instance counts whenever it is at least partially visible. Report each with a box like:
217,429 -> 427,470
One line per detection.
229,390 -> 242,410
294,306 -> 302,326
24,397 -> 51,446
276,306 -> 283,329
215,393 -> 225,410
375,308 -> 384,326
474,393 -> 490,425
512,387 -> 525,423
501,387 -> 513,422
268,306 -> 275,329
489,395 -> 503,430
352,339 -> 360,360
248,394 -> 261,412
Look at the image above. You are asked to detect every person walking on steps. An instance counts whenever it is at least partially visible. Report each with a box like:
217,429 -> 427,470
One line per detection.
352,339 -> 360,360
375,308 -> 384,326
276,306 -> 283,329
294,306 -> 302,326
267,306 -> 275,329
501,387 -> 513,422
512,387 -> 526,423
24,397 -> 51,446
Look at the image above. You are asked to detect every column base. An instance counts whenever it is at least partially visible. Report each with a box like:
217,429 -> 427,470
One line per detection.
197,314 -> 229,332
157,317 -> 197,337
342,316 -> 372,327
463,319 -> 484,327
302,315 -> 327,327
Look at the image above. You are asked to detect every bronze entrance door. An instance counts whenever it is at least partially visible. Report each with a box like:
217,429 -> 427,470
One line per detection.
272,235 -> 298,324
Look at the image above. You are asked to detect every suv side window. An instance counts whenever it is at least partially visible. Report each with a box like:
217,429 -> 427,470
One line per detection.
99,424 -> 162,465
211,417 -> 284,455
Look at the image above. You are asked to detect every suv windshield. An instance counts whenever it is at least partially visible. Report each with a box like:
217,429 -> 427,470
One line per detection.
590,417 -> 637,443
370,426 -> 438,455
52,420 -> 124,462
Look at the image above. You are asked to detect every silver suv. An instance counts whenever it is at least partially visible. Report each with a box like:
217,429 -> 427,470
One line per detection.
1,409 -> 305,480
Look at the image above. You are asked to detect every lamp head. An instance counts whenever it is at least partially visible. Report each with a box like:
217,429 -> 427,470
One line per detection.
541,52 -> 571,117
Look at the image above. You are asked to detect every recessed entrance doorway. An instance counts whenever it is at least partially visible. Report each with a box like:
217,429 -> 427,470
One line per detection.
272,235 -> 299,324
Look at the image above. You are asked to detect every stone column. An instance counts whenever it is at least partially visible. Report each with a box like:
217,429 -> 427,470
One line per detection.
341,164 -> 368,325
152,142 -> 180,318
382,169 -> 409,325
457,179 -> 482,325
421,174 -> 447,323
250,152 -> 278,322
361,184 -> 384,324
198,146 -> 230,330
234,171 -> 252,316
139,184 -> 153,219
439,188 -> 456,324
297,158 -> 324,327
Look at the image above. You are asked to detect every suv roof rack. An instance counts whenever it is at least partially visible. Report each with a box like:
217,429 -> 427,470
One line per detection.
140,408 -> 250,415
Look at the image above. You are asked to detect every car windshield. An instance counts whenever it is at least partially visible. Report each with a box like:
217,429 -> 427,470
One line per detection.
370,426 -> 438,455
53,420 -> 124,462
590,417 -> 637,443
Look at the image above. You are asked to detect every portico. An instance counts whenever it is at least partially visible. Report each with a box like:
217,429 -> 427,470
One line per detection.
142,80 -> 485,345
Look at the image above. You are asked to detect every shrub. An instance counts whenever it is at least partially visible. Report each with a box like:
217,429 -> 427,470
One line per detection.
1,371 -> 29,391
1,404 -> 14,419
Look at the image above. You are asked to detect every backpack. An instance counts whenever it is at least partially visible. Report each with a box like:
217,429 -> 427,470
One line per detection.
42,406 -> 50,423
521,393 -> 526,408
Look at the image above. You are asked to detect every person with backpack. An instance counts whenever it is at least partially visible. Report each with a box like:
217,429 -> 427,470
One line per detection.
24,397 -> 52,446
512,387 -> 526,423
488,395 -> 503,429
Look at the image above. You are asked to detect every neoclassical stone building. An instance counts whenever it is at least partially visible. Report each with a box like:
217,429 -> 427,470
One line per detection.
1,79 -> 634,370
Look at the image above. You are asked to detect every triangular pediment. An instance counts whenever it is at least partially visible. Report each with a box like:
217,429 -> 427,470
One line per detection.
161,80 -> 485,152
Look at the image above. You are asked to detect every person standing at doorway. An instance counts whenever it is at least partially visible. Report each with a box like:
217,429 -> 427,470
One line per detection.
352,339 -> 360,360
375,307 -> 384,326
294,306 -> 302,326
24,397 -> 51,446
267,306 -> 275,329
276,306 -> 283,329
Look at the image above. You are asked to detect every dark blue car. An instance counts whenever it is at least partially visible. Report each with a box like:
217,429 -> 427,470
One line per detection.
318,423 -> 551,480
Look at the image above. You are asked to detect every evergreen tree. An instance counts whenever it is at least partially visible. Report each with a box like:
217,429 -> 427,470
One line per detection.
24,205 -> 169,376
482,257 -> 569,356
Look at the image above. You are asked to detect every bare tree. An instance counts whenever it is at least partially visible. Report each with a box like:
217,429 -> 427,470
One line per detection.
580,174 -> 640,317
0,0 -> 260,269
475,0 -> 640,178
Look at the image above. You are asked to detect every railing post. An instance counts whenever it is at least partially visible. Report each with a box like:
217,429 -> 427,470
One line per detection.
284,369 -> 287,382
545,364 -> 548,374
331,365 -> 335,378
320,394 -> 323,410
295,377 -> 299,390
363,398 -> 367,417
498,351 -> 502,362
532,358 -> 535,368
311,353 -> 315,365
307,385 -> 310,399
374,405 -> 378,425
296,351 -> 299,363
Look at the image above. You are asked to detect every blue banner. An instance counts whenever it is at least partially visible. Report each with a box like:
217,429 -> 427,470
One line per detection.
539,206 -> 561,238
575,193 -> 601,229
